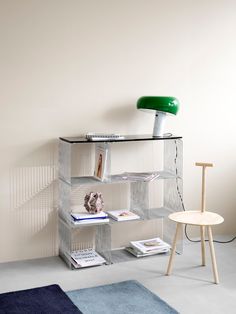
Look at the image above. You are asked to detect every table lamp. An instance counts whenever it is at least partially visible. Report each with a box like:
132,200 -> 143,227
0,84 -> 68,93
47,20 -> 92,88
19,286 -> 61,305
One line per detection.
137,96 -> 179,137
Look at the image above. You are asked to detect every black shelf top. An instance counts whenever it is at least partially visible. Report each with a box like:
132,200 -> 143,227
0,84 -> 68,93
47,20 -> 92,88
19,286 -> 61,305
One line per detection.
59,134 -> 182,144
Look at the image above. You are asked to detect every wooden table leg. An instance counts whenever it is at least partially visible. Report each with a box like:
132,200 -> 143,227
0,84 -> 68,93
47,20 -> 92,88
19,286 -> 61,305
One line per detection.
166,223 -> 181,276
200,226 -> 206,266
207,226 -> 219,284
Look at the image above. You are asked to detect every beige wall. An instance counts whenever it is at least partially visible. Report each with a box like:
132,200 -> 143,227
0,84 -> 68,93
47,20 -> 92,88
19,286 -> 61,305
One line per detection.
0,0 -> 236,262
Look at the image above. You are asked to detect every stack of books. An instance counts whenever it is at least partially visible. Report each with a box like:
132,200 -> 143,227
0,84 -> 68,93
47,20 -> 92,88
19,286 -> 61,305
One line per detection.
70,248 -> 106,268
126,237 -> 170,258
71,211 -> 109,225
106,209 -> 140,221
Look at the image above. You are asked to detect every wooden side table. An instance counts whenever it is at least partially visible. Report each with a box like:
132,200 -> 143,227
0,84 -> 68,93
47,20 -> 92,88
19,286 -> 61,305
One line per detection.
166,163 -> 224,284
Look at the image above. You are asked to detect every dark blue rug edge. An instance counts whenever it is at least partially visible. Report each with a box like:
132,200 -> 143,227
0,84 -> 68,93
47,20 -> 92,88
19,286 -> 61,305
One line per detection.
0,284 -> 82,314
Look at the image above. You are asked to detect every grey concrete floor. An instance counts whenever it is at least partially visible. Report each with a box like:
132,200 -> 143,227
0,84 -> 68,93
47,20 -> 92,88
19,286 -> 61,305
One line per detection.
0,238 -> 235,314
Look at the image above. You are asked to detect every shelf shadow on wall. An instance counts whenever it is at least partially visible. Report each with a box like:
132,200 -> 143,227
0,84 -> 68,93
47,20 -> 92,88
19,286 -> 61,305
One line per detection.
8,139 -> 58,260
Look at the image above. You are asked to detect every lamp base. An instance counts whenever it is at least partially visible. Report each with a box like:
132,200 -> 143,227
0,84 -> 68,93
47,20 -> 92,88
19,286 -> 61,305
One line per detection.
153,111 -> 166,137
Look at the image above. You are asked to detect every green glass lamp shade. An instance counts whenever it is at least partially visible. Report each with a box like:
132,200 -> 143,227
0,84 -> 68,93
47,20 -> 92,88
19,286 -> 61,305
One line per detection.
137,96 -> 179,115
136,96 -> 179,137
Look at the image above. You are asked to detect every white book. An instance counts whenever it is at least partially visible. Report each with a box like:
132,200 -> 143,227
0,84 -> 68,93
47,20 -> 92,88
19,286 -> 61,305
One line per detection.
71,248 -> 106,268
86,133 -> 124,141
94,144 -> 108,181
130,237 -> 171,254
71,211 -> 108,221
107,210 -> 140,221
72,218 -> 109,225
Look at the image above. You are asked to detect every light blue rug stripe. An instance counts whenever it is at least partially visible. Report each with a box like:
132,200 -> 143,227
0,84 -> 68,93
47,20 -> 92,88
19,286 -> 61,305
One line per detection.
66,280 -> 179,314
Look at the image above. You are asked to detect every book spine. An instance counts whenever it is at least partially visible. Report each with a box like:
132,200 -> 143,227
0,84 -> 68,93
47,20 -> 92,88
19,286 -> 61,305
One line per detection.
72,216 -> 108,221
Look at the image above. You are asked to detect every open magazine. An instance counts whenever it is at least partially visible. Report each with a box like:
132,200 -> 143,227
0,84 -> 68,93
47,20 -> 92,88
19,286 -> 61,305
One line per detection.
107,209 -> 140,221
121,172 -> 160,182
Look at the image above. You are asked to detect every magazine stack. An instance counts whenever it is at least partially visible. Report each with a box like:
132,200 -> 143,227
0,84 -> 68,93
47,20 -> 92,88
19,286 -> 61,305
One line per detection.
126,237 -> 171,258
70,248 -> 106,268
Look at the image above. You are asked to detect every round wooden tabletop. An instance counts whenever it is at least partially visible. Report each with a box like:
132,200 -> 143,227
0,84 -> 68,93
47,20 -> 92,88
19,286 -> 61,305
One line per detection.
168,210 -> 224,226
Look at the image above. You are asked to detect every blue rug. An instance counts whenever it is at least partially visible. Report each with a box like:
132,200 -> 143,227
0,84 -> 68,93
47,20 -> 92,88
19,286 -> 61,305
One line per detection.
0,284 -> 82,314
67,280 -> 179,314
